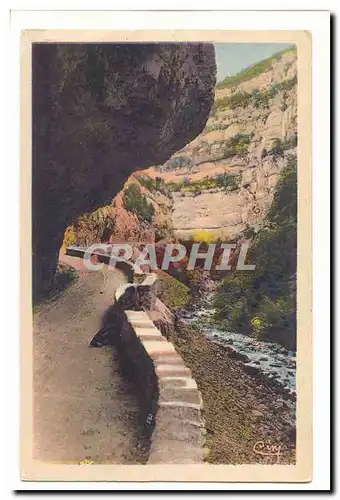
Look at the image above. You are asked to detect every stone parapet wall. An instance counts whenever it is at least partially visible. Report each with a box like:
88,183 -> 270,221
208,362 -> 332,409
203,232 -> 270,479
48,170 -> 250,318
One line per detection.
115,276 -> 206,464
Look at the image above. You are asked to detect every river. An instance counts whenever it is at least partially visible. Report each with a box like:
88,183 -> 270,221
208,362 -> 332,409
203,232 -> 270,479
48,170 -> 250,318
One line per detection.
178,293 -> 296,397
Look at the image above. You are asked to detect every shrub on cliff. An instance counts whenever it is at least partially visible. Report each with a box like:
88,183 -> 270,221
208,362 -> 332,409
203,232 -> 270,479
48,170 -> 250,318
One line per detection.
137,174 -> 170,196
63,226 -> 77,248
213,92 -> 252,113
216,173 -> 240,191
62,205 -> 115,247
158,155 -> 192,172
137,174 -> 155,191
123,183 -> 155,223
192,230 -> 217,245
211,134 -> 251,161
214,154 -> 297,350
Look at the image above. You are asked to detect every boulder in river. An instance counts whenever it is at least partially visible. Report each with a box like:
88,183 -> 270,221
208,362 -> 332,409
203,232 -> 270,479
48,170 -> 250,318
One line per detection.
224,346 -> 251,363
244,364 -> 261,376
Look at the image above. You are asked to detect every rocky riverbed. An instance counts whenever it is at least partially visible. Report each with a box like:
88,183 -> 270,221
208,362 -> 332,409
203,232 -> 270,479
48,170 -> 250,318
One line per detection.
168,321 -> 296,464
155,277 -> 297,463
177,293 -> 296,404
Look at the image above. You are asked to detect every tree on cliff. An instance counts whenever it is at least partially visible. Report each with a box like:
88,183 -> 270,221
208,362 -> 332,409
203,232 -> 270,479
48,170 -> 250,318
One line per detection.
214,154 -> 297,350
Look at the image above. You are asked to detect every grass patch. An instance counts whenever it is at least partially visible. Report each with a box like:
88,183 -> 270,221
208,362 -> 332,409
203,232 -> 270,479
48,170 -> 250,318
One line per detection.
213,75 -> 297,115
167,172 -> 241,194
213,92 -> 252,113
155,270 -> 190,310
216,46 -> 296,89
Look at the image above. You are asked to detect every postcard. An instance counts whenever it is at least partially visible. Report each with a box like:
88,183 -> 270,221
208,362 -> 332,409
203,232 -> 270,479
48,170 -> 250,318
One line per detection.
20,27 -> 313,483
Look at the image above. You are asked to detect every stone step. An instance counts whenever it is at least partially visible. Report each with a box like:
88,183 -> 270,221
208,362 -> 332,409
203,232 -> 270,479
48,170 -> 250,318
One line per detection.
155,364 -> 191,378
138,335 -> 166,342
142,341 -> 177,358
125,311 -> 150,321
159,386 -> 202,405
134,327 -> 165,342
152,417 -> 205,447
151,351 -> 182,362
159,376 -> 198,390
130,320 -> 156,329
153,355 -> 186,367
157,401 -> 202,424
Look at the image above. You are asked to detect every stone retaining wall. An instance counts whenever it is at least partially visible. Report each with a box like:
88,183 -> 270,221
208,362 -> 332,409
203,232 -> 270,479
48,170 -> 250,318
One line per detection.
114,275 -> 206,464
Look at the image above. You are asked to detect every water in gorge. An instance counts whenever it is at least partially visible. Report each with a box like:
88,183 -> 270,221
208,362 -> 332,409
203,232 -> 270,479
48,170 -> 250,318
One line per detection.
179,292 -> 296,396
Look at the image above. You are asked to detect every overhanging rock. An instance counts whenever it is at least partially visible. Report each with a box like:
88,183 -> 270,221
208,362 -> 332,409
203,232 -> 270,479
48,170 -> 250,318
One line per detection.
32,43 -> 216,299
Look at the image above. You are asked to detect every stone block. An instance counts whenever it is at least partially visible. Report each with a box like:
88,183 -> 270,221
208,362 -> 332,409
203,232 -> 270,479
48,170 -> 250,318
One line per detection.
156,364 -> 192,378
153,417 -> 205,446
159,376 -> 198,390
148,439 -> 205,464
157,401 -> 201,424
159,386 -> 202,405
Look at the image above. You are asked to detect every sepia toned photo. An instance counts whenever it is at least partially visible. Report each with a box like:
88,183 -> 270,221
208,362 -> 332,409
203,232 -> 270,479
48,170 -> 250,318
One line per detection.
20,29 -> 313,482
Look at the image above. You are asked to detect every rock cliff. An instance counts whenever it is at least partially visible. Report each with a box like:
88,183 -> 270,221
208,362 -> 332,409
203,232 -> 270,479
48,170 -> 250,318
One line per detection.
62,173 -> 175,248
33,43 -> 216,299
149,47 -> 297,240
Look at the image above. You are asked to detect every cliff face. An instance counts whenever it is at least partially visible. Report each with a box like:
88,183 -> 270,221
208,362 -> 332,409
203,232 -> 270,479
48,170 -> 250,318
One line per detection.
148,48 -> 297,240
62,173 -> 175,248
33,43 -> 216,298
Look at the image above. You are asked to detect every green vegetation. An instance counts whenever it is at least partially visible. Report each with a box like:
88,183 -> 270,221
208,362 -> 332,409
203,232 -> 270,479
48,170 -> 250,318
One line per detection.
204,122 -> 230,132
221,133 -> 251,157
252,88 -> 270,108
63,205 -> 115,247
213,75 -> 297,114
213,92 -> 252,113
157,155 -> 192,172
215,172 -> 240,190
156,270 -> 191,310
199,134 -> 251,162
137,174 -> 170,195
123,183 -> 155,223
187,133 -> 251,164
167,172 -> 241,194
216,46 -> 296,89
214,154 -> 297,350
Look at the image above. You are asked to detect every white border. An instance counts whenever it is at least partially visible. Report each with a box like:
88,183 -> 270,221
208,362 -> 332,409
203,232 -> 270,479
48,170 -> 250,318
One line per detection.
2,5 -> 331,493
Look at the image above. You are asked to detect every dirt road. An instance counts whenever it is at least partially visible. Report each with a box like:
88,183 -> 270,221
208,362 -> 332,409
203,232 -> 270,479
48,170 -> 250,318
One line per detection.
33,263 -> 145,464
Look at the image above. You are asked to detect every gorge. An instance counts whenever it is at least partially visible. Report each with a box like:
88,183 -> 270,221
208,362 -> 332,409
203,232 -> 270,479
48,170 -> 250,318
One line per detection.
33,43 -> 298,465
61,45 -> 297,354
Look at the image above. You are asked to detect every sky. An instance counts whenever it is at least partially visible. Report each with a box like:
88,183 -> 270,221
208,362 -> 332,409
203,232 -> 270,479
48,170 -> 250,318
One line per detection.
214,43 -> 294,83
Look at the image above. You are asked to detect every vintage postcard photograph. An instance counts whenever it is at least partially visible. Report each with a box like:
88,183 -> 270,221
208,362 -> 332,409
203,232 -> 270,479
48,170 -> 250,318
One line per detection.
20,29 -> 313,483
